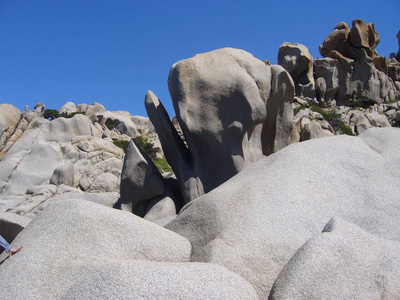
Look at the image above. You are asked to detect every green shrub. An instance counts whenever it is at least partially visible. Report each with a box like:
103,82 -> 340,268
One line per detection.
113,140 -> 130,153
152,157 -> 172,173
310,105 -> 340,121
293,106 -> 305,116
43,109 -> 84,120
338,124 -> 355,136
106,123 -> 115,130
60,111 -> 84,118
134,136 -> 160,160
43,109 -> 60,120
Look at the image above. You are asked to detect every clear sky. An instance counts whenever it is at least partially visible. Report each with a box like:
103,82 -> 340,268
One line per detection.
0,0 -> 399,118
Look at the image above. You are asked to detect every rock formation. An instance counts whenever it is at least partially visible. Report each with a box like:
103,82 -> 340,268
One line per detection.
166,127 -> 400,298
1,19 -> 400,300
146,48 -> 294,203
0,102 -> 158,218
317,19 -> 398,105
278,42 -> 315,99
269,217 -> 400,299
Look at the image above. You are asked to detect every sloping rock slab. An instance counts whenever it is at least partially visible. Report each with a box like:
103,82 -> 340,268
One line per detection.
0,199 -> 190,299
166,127 -> 400,298
61,261 -> 259,300
269,217 -> 400,299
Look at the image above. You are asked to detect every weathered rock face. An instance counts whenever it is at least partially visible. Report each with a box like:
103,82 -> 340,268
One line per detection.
0,101 -> 159,217
319,19 -> 379,60
317,19 -> 399,105
269,217 -> 400,299
278,42 -> 315,99
0,200 -> 192,299
147,48 -> 294,203
166,127 -> 400,298
314,58 -> 339,105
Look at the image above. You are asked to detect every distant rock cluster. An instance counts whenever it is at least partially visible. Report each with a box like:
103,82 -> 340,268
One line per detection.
1,18 -> 400,299
278,19 -> 400,141
0,101 -> 156,218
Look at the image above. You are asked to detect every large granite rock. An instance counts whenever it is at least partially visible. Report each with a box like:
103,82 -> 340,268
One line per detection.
0,109 -> 125,214
278,42 -> 315,98
61,261 -> 259,300
0,114 -> 101,197
147,48 -> 293,203
269,218 -> 400,299
0,200 -> 191,299
319,19 -> 398,105
166,127 -> 400,298
319,19 -> 379,60
314,58 -> 339,104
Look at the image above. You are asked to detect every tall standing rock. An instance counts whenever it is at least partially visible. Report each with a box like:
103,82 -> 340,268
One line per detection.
314,58 -> 340,104
278,42 -> 315,99
147,48 -> 293,203
118,139 -> 165,216
396,30 -> 400,62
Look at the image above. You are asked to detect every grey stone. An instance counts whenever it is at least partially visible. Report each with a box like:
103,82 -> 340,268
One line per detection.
262,65 -> 294,155
50,163 -> 74,186
269,218 -> 400,299
278,42 -> 315,98
365,110 -> 391,128
118,139 -> 165,216
148,48 -> 293,203
0,200 -> 191,299
58,102 -> 77,115
315,58 -> 339,103
300,120 -> 334,141
87,172 -> 119,193
166,127 -> 400,298
61,261 -> 259,300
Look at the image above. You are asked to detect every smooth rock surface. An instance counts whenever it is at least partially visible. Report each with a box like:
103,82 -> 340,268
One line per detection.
269,217 -> 400,299
167,127 -> 400,298
61,261 -> 259,300
0,200 -> 191,299
148,48 -> 293,203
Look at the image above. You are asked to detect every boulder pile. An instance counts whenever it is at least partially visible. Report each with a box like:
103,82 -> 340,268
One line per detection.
0,18 -> 400,299
0,102 -> 158,218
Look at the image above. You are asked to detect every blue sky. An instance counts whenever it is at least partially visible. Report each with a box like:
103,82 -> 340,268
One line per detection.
0,0 -> 399,118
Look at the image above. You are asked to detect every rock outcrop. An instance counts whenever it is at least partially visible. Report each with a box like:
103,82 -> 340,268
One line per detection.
269,217 -> 400,299
147,48 -> 294,203
0,101 -> 159,217
278,42 -> 315,99
166,127 -> 400,298
1,20 -> 400,299
317,19 -> 399,105
0,200 -> 192,299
